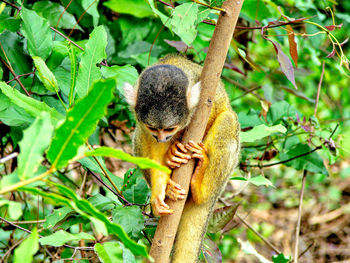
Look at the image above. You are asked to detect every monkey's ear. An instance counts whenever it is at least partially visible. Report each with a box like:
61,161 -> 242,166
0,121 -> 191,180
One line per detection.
122,82 -> 137,107
187,81 -> 201,109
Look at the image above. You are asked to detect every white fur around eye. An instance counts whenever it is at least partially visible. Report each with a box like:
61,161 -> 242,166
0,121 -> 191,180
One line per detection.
187,81 -> 201,109
122,82 -> 136,107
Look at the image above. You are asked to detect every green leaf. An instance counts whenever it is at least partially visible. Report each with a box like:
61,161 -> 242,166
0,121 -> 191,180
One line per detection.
95,242 -> 123,263
39,230 -> 95,246
43,207 -> 74,229
14,228 -> 39,263
272,253 -> 292,263
33,1 -> 82,31
20,7 -> 53,60
67,42 -> 77,107
0,14 -> 21,33
240,124 -> 287,143
0,199 -> 22,220
82,0 -> 100,27
75,26 -> 107,98
32,56 -> 59,93
0,82 -> 63,123
51,182 -> 148,257
104,0 -> 153,18
101,65 -> 138,92
147,0 -> 170,26
17,112 -> 53,179
249,175 -> 274,187
267,101 -> 298,124
88,194 -> 115,211
47,78 -> 115,169
122,169 -> 150,204
279,143 -> 329,175
85,147 -> 171,173
171,3 -> 198,45
112,206 -> 145,239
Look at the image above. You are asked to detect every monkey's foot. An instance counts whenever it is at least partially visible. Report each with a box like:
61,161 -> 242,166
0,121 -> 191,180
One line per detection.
165,141 -> 192,169
166,179 -> 186,201
151,195 -> 174,216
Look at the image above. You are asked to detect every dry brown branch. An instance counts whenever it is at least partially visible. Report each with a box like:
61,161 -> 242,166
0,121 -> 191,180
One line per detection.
148,0 -> 244,261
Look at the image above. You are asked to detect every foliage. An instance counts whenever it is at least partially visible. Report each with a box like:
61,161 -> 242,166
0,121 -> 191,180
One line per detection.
0,0 -> 349,262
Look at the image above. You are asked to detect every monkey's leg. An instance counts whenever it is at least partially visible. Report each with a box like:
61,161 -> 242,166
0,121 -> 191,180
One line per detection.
165,141 -> 191,169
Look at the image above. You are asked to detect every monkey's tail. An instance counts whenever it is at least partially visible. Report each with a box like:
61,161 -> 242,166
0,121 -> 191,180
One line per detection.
171,199 -> 215,263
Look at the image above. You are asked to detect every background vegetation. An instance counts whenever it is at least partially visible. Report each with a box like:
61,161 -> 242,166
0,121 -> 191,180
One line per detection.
0,0 -> 349,262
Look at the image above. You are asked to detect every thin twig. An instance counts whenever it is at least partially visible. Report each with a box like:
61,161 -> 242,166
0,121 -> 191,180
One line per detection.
0,0 -> 20,10
192,0 -> 225,12
223,76 -> 265,101
6,72 -> 35,84
314,61 -> 325,117
236,213 -> 281,254
0,216 -> 94,251
68,0 -> 98,37
54,0 -> 73,40
50,27 -> 83,51
294,170 -> 307,263
0,152 -> 18,163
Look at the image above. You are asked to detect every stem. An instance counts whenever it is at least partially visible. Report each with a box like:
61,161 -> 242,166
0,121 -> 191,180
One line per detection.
314,61 -> 325,117
294,170 -> 307,263
192,0 -> 225,12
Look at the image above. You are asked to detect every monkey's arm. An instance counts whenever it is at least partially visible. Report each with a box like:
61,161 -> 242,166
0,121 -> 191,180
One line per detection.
190,110 -> 240,204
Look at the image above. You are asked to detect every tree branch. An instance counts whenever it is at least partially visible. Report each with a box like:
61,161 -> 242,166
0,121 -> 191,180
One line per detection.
148,0 -> 244,261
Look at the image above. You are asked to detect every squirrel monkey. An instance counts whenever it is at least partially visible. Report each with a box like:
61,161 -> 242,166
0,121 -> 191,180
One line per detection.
123,55 -> 240,262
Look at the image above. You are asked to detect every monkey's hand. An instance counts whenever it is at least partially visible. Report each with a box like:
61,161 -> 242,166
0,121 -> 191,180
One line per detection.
165,141 -> 191,169
151,185 -> 174,216
185,141 -> 209,204
166,178 -> 186,201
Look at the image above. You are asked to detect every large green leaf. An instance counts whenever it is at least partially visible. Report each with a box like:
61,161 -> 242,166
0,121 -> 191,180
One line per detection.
39,230 -> 95,246
0,14 -> 21,33
75,26 -> 107,98
33,1 -> 82,30
0,82 -> 63,123
101,65 -> 138,91
32,56 -> 59,93
82,0 -> 100,27
104,0 -> 153,18
112,206 -> 145,239
240,124 -> 287,143
85,147 -> 171,173
20,7 -> 53,60
14,228 -> 39,263
47,79 -> 115,169
171,3 -> 198,45
95,242 -> 123,263
17,112 -> 53,179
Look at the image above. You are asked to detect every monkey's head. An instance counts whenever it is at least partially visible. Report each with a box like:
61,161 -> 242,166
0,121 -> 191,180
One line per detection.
123,64 -> 200,143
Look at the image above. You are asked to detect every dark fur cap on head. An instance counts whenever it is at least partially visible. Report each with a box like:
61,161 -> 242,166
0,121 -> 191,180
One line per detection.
135,64 -> 189,128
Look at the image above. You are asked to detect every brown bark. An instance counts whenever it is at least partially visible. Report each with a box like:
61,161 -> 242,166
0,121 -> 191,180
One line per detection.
148,0 -> 244,261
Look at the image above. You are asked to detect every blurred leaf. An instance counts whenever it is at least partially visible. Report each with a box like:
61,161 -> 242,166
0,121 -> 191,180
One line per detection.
238,111 -> 264,129
267,101 -> 298,124
240,124 -> 287,143
171,3 -> 198,45
238,238 -> 272,263
67,42 -> 77,106
0,14 -> 20,33
75,26 -> 107,98
95,242 -> 123,263
32,56 -> 59,93
0,82 -> 63,123
17,112 -> 53,179
13,228 -> 39,263
147,0 -> 170,25
20,7 -> 53,60
43,206 -> 74,229
85,147 -> 171,173
202,237 -> 222,263
0,199 -> 22,220
104,0 -> 153,18
39,230 -> 95,246
249,175 -> 274,187
47,78 -> 115,169
122,169 -> 150,204
88,193 -> 115,211
81,0 -> 100,27
112,206 -> 145,239
207,204 -> 239,233
272,253 -> 292,263
33,1 -> 82,30
279,143 -> 329,175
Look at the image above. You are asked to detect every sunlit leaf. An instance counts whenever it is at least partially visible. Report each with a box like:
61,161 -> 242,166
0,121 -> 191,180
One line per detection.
14,228 -> 39,263
39,230 -> 95,246
240,124 -> 287,143
32,56 -> 59,93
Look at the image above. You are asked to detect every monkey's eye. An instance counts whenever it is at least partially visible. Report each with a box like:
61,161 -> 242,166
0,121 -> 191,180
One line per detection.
164,127 -> 176,132
147,126 -> 157,132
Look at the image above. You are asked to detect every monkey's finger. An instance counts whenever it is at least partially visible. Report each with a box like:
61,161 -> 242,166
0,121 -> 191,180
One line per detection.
191,153 -> 204,160
171,144 -> 191,159
165,158 -> 179,169
175,142 -> 188,153
158,209 -> 174,216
